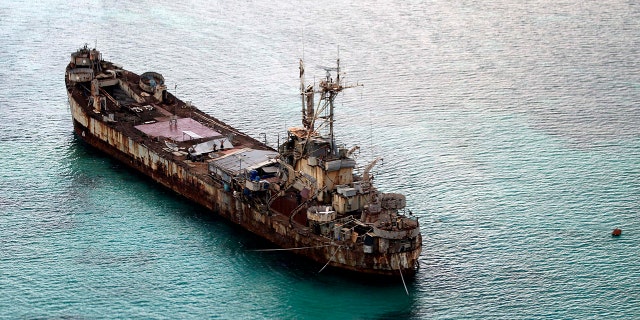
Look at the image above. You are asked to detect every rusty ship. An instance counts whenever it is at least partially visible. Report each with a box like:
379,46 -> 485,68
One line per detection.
65,45 -> 422,277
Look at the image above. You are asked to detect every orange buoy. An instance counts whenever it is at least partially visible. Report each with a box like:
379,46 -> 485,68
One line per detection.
611,228 -> 622,237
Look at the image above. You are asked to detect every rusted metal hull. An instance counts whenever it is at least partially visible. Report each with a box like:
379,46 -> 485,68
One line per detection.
67,93 -> 421,277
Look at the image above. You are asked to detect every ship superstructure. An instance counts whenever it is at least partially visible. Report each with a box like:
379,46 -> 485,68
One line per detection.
65,44 -> 422,277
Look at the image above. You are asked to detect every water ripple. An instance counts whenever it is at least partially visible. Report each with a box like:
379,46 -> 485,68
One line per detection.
0,0 -> 639,318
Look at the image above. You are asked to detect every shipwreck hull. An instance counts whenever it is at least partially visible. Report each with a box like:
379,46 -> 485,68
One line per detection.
64,44 -> 422,278
68,95 -> 421,277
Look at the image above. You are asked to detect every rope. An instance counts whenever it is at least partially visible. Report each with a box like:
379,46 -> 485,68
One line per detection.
384,254 -> 409,296
318,245 -> 341,273
398,264 -> 409,296
248,244 -> 334,252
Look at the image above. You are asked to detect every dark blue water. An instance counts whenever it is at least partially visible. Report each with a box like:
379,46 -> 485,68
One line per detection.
1,0 -> 639,318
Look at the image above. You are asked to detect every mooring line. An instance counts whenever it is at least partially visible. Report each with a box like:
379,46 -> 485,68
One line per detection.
385,254 -> 409,296
318,245 -> 341,273
248,244 -> 333,252
398,264 -> 409,296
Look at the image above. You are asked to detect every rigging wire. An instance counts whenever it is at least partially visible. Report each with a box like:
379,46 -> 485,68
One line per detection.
248,244 -> 334,252
398,265 -> 409,296
318,245 -> 341,273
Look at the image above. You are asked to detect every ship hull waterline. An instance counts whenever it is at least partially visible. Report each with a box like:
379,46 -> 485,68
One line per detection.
68,95 -> 421,278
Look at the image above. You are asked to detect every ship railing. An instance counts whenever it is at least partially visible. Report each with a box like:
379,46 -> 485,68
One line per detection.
315,215 -> 356,230
399,208 -> 419,222
191,110 -> 244,138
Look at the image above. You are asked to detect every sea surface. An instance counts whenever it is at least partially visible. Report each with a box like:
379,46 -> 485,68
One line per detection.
1,0 -> 639,318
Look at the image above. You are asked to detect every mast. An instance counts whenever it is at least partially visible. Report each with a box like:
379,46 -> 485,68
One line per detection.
329,58 -> 337,153
298,57 -> 353,156
300,59 -> 307,129
317,57 -> 344,156
292,52 -> 362,167
300,59 -> 314,131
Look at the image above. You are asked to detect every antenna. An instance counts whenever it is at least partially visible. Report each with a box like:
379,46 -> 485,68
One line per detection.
368,89 -> 373,161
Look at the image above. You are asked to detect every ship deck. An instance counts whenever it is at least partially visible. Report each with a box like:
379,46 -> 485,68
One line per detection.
68,64 -> 273,182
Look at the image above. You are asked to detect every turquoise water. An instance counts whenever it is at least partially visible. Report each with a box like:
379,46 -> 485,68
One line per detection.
1,0 -> 639,318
